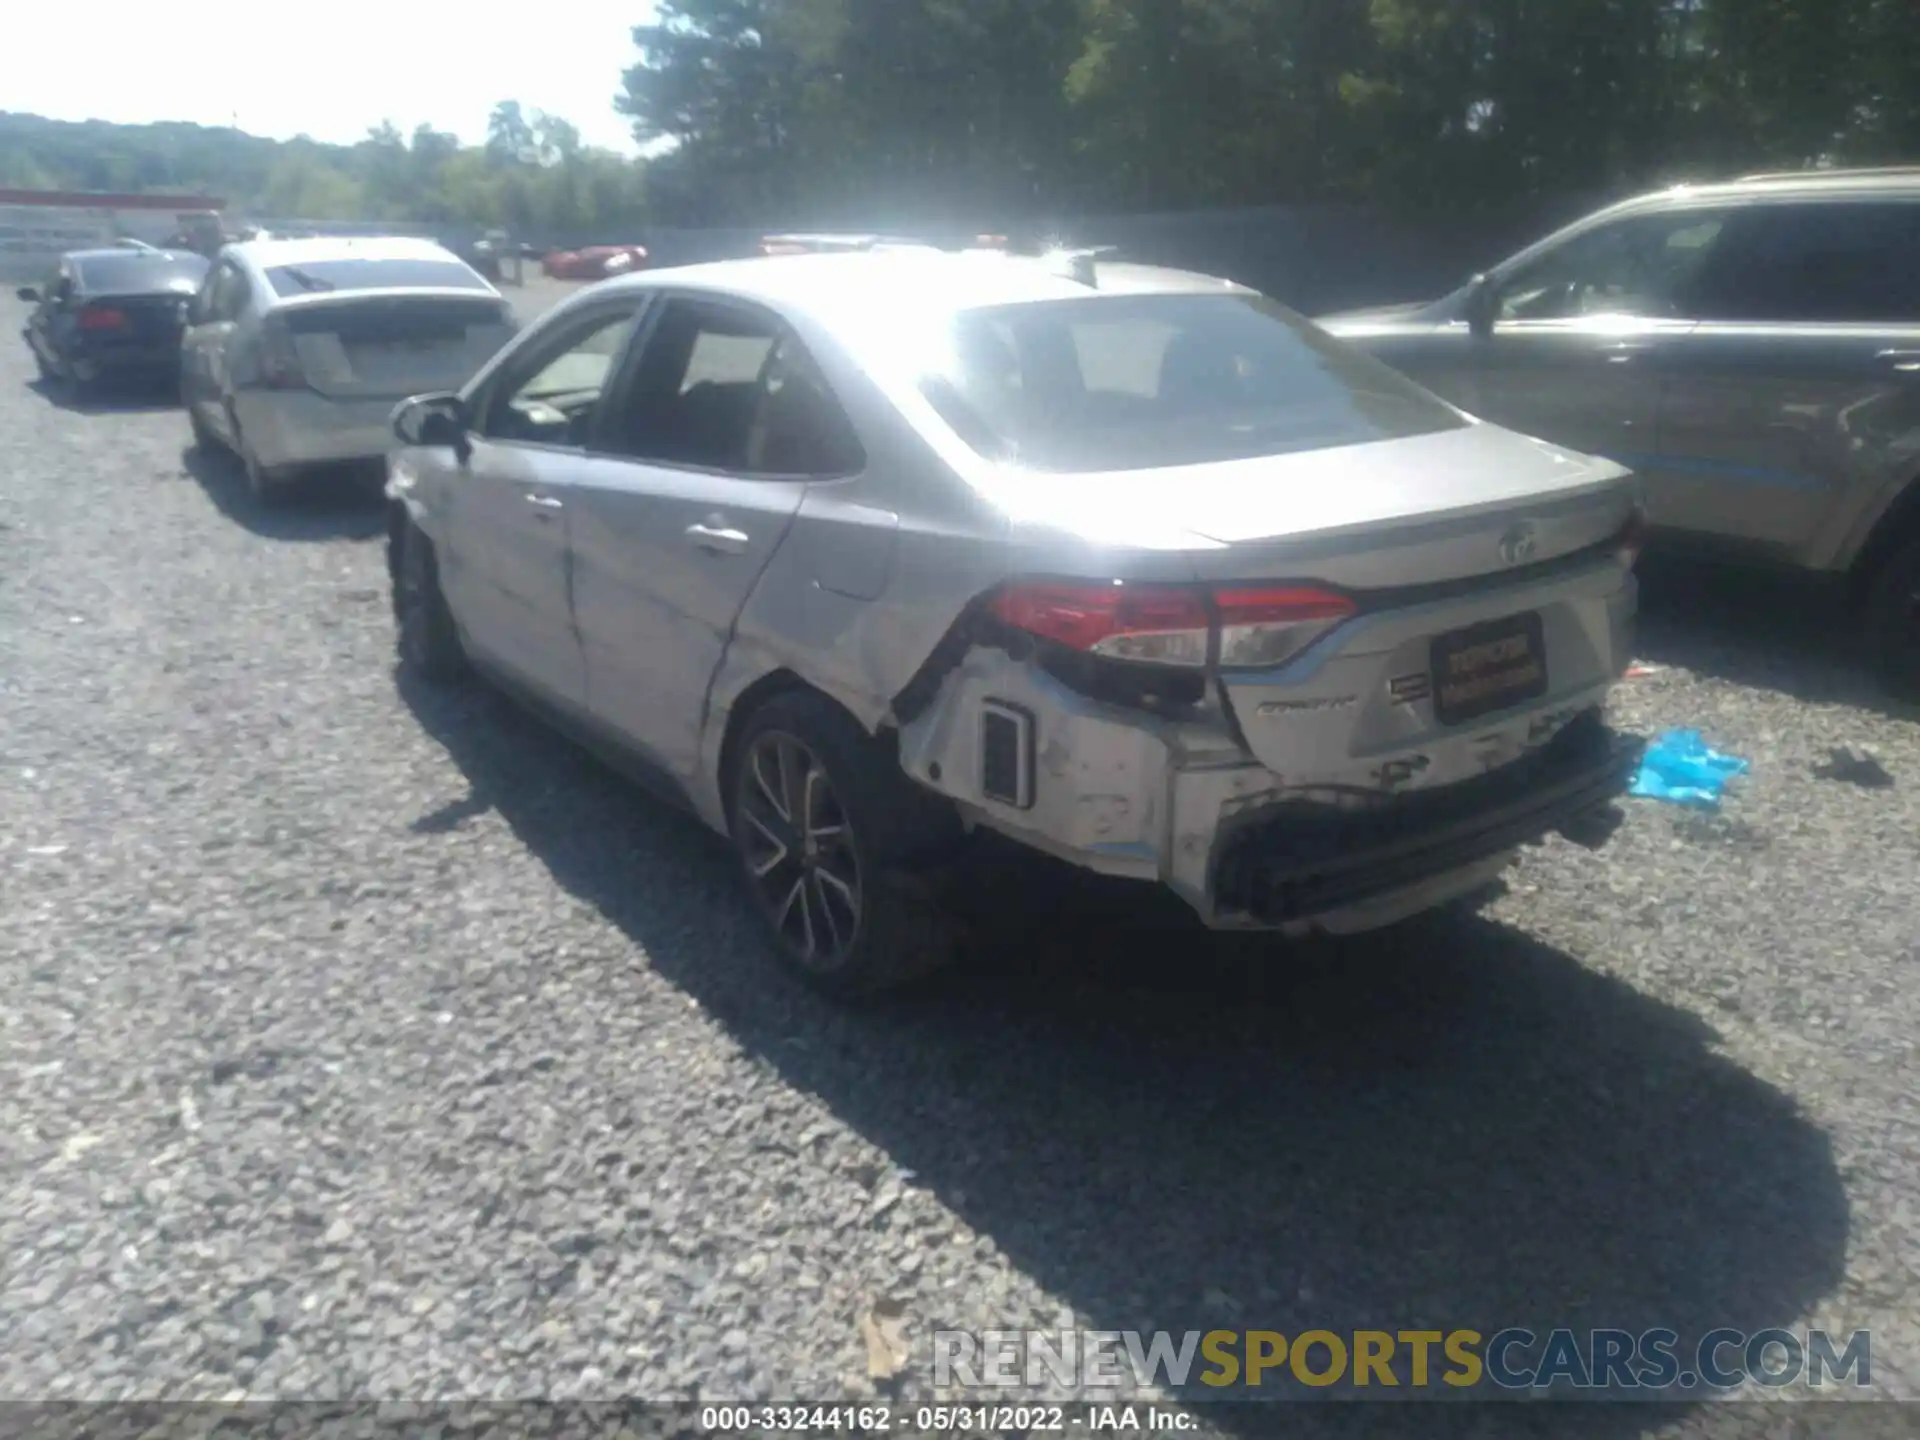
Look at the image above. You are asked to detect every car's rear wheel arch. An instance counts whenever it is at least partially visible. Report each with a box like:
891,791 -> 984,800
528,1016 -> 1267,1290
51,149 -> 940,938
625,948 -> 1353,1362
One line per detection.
1846,472 -> 1920,612
717,670 -> 850,807
718,673 -> 961,864
719,680 -> 963,995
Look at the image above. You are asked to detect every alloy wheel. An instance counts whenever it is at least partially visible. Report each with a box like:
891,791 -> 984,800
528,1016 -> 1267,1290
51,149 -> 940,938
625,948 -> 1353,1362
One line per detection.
736,731 -> 863,968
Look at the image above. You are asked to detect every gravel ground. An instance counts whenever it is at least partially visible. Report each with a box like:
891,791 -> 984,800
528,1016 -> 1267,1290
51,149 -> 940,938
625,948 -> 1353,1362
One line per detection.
2,286 -> 1917,1439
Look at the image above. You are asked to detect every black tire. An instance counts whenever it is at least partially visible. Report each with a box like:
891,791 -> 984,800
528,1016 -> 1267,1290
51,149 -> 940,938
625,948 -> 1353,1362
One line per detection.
393,519 -> 467,682
726,691 -> 961,998
187,402 -> 219,453
235,425 -> 290,507
1866,531 -> 1920,700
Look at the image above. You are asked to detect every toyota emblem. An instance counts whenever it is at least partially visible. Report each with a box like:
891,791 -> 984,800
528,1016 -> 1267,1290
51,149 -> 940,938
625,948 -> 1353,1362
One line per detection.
1498,523 -> 1539,567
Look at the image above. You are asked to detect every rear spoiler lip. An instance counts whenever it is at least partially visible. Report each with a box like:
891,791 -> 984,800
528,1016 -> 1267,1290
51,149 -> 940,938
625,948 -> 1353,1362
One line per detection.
269,285 -> 508,313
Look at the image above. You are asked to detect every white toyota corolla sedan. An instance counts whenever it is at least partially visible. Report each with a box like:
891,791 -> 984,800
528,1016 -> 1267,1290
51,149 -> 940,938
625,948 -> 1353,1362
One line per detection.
384,247 -> 1646,995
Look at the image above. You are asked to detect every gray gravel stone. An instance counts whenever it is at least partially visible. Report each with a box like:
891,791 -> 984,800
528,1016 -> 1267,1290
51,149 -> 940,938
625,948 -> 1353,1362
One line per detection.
2,291 -> 1916,1440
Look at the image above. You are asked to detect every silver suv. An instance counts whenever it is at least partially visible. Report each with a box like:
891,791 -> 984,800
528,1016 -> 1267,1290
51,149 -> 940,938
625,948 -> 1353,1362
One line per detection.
1319,168 -> 1920,693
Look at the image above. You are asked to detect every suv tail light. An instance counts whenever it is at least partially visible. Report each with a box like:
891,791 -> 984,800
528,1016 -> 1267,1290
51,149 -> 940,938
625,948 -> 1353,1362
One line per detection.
988,581 -> 1356,671
257,314 -> 307,390
78,306 -> 127,331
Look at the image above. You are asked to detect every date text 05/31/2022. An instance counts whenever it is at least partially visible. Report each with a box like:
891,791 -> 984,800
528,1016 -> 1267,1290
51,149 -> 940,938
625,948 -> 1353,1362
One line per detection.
698,1405 -> 1197,1433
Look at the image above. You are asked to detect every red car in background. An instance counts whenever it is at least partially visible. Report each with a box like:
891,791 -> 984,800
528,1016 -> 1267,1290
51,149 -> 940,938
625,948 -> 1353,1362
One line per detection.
542,244 -> 649,280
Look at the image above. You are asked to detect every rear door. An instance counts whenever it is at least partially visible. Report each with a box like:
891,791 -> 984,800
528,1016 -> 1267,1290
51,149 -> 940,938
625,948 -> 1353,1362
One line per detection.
1464,209 -> 1730,463
1651,198 -> 1920,563
437,297 -> 647,713
568,296 -> 858,777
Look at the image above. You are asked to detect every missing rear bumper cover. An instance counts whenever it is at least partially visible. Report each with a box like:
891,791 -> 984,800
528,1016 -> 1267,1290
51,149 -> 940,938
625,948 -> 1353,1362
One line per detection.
1212,717 -> 1643,925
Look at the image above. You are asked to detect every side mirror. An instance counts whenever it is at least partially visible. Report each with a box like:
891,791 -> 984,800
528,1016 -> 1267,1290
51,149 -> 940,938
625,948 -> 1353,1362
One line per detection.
16,286 -> 39,302
1464,273 -> 1498,338
392,392 -> 471,463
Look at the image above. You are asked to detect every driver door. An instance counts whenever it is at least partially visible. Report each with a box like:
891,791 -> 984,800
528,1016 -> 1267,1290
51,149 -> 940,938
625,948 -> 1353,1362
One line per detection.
1465,210 -> 1730,467
435,297 -> 646,715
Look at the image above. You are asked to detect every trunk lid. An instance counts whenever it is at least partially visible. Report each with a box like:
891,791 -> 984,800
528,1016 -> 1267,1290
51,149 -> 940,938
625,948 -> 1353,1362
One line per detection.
86,290 -> 195,342
989,423 -> 1639,781
994,423 -> 1637,589
277,289 -> 516,400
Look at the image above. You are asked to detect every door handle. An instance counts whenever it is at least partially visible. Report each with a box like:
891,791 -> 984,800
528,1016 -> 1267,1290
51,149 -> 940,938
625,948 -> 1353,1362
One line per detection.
1877,349 -> 1920,373
524,493 -> 564,520
685,520 -> 750,554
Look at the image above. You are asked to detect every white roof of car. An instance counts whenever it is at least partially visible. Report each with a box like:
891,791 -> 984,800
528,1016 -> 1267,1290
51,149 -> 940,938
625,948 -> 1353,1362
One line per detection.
227,234 -> 463,268
603,250 -> 1249,328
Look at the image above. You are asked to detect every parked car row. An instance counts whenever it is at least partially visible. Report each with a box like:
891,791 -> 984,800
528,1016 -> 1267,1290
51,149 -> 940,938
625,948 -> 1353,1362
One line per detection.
16,169 -> 1916,999
19,235 -> 519,502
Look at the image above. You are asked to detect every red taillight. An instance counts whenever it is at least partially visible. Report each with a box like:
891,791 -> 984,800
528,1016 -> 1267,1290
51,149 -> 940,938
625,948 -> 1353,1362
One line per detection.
987,581 -> 1357,670
990,582 -> 1211,665
257,316 -> 306,390
78,306 -> 127,331
1616,506 -> 1648,570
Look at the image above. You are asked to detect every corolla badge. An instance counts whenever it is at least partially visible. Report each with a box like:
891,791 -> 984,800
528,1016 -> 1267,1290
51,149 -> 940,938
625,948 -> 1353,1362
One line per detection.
1497,522 -> 1539,567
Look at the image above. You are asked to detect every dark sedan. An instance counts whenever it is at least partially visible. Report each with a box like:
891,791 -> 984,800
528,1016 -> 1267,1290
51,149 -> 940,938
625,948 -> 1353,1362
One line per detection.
18,248 -> 210,398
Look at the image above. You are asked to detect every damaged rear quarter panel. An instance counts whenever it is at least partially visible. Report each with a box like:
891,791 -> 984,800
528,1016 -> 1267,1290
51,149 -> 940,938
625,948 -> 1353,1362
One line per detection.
689,340 -> 1017,826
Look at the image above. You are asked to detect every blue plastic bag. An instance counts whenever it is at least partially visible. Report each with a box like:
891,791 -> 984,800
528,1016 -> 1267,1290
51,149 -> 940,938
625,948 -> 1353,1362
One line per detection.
1630,729 -> 1749,808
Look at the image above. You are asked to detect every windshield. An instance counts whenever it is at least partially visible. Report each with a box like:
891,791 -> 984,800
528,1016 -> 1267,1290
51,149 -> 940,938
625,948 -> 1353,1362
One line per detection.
74,253 -> 209,294
914,292 -> 1468,473
263,257 -> 490,297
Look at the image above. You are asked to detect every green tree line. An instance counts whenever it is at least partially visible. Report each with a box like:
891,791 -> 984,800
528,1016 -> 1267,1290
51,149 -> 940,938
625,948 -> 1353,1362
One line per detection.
619,0 -> 1920,224
0,104 -> 646,239
5,0 -> 1915,236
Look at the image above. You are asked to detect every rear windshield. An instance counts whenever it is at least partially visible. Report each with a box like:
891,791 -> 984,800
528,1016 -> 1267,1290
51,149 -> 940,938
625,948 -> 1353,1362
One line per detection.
75,253 -> 209,293
915,293 -> 1468,473
263,257 -> 490,297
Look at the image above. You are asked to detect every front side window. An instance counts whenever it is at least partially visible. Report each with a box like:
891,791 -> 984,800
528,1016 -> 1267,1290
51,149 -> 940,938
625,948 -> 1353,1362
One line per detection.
605,297 -> 863,476
1684,201 -> 1920,323
1495,212 -> 1729,322
905,292 -> 1467,474
479,305 -> 641,448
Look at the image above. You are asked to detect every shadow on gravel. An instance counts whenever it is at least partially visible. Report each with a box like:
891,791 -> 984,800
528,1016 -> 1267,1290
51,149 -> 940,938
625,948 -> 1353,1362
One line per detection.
1634,555 -> 1920,721
400,673 -> 1850,1440
26,372 -> 183,414
181,444 -> 386,542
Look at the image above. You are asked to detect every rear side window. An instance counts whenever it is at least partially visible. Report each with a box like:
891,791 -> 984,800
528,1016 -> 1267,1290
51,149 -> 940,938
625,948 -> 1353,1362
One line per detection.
75,253 -> 209,293
1686,202 -> 1920,323
606,298 -> 864,476
914,293 -> 1467,474
263,257 -> 490,297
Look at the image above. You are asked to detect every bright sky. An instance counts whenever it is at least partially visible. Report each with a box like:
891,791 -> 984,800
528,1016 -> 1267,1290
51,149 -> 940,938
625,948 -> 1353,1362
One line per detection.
2,0 -> 652,155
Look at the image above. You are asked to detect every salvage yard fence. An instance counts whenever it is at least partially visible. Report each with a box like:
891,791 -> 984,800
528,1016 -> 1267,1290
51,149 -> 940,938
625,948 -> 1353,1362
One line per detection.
4,192 -> 1610,314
